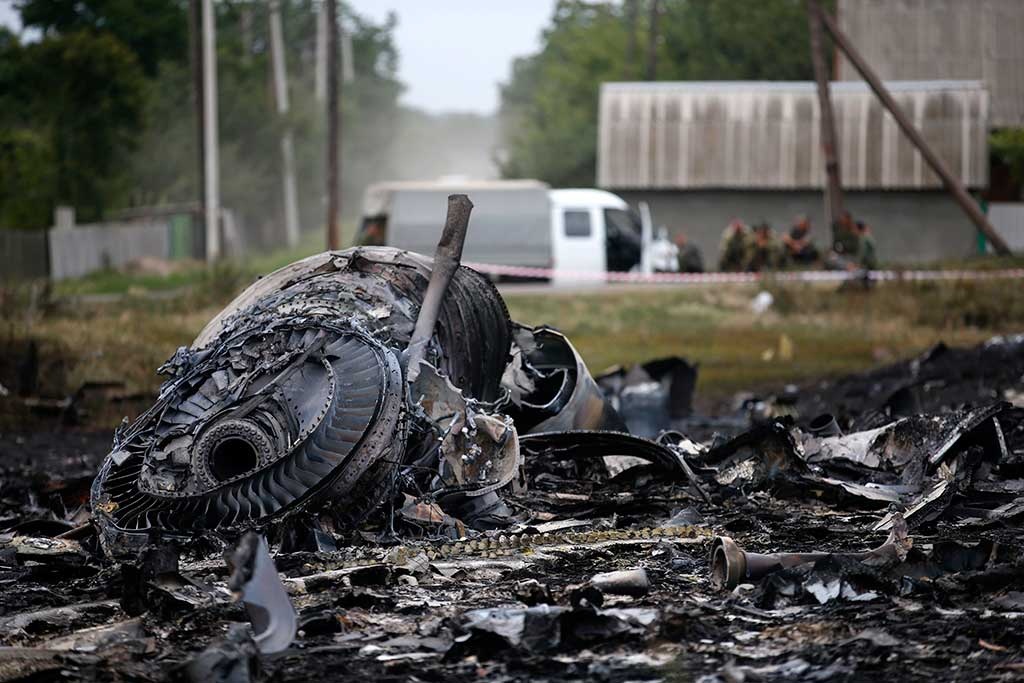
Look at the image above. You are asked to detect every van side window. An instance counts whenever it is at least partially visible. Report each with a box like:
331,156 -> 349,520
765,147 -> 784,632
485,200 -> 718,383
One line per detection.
564,210 -> 591,237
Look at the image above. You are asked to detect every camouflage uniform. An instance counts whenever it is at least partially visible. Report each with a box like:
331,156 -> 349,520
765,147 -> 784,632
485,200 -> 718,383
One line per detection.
746,231 -> 784,272
718,224 -> 750,272
858,232 -> 878,270
832,223 -> 860,259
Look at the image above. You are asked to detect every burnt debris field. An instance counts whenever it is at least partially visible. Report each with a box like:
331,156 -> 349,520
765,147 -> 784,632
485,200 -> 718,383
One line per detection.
2,207 -> 1024,681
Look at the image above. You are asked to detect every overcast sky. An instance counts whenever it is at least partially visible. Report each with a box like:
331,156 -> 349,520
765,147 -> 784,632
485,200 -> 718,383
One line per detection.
348,0 -> 555,115
0,0 -> 556,116
0,1 -> 18,34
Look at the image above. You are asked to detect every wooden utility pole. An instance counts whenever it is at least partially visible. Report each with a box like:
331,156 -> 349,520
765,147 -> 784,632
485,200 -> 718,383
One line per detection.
645,0 -> 660,81
817,5 -> 1011,255
326,0 -> 341,251
201,0 -> 220,261
624,0 -> 638,79
269,0 -> 300,248
240,5 -> 253,64
188,0 -> 206,259
341,17 -> 354,83
315,1 -> 327,101
807,0 -> 844,244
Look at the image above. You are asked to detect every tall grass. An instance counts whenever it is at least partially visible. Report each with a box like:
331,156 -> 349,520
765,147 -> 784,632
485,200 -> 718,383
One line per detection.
3,270 -> 1022,428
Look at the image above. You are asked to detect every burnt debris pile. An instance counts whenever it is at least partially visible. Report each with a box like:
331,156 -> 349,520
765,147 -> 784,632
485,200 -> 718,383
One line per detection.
2,198 -> 1024,681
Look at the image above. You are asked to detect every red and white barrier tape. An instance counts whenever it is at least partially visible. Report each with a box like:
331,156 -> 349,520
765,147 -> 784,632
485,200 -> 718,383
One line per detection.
464,262 -> 1024,285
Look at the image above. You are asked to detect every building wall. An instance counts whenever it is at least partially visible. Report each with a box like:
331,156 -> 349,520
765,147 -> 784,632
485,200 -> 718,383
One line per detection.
988,203 -> 1024,252
616,189 -> 978,266
598,81 -> 989,191
837,0 -> 1024,128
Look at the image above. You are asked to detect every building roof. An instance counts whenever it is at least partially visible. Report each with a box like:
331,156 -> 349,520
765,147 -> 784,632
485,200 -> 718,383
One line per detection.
602,80 -> 985,94
597,80 -> 989,191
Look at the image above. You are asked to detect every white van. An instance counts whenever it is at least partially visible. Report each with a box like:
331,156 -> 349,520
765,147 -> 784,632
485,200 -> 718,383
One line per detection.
359,180 -> 645,283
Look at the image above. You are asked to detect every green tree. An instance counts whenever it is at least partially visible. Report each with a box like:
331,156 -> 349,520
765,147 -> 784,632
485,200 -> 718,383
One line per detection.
128,1 -> 404,243
0,29 -> 146,228
2,0 -> 403,241
29,31 -> 146,222
660,0 -> 818,81
0,29 -> 52,229
499,1 -> 629,187
498,0 -> 825,187
991,128 -> 1024,193
16,0 -> 188,76
0,128 -> 57,230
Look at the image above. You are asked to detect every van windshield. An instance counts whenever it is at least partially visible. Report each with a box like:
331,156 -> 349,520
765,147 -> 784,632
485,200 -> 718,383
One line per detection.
604,208 -> 641,236
603,209 -> 642,271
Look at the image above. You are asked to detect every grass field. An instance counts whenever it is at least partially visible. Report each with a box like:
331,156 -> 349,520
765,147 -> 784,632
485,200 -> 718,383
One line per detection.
5,276 -> 1022,426
503,281 -> 1019,400
4,241 -> 1024,427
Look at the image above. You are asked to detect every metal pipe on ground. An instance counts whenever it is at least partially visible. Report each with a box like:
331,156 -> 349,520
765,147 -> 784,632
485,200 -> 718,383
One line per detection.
710,517 -> 910,590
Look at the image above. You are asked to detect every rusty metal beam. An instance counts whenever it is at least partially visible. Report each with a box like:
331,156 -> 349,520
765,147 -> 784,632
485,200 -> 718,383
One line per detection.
817,5 -> 1011,256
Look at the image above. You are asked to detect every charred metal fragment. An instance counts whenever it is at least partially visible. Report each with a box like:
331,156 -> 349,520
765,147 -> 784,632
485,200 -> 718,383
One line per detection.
181,623 -> 259,683
226,533 -> 296,654
520,430 -> 688,478
120,542 -> 183,616
589,568 -> 650,597
503,326 -> 625,434
596,357 -> 698,437
711,514 -> 911,590
807,412 -> 841,437
7,315 -> 1022,681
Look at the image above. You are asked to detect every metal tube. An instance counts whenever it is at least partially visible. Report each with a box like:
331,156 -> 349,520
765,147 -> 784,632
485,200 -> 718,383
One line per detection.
807,413 -> 841,438
404,194 -> 474,381
710,533 -> 906,590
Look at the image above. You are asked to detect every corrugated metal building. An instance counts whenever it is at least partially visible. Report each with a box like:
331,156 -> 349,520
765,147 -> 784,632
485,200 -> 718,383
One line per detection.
837,0 -> 1024,128
599,81 -> 988,190
597,80 -> 991,264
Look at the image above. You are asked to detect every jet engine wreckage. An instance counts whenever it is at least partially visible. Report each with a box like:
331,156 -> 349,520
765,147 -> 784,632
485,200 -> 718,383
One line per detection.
91,195 -> 670,552
4,195 -> 1024,681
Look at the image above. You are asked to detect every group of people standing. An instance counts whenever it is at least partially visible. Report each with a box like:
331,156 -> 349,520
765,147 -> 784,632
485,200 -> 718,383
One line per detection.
717,211 -> 877,273
648,212 -> 878,275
